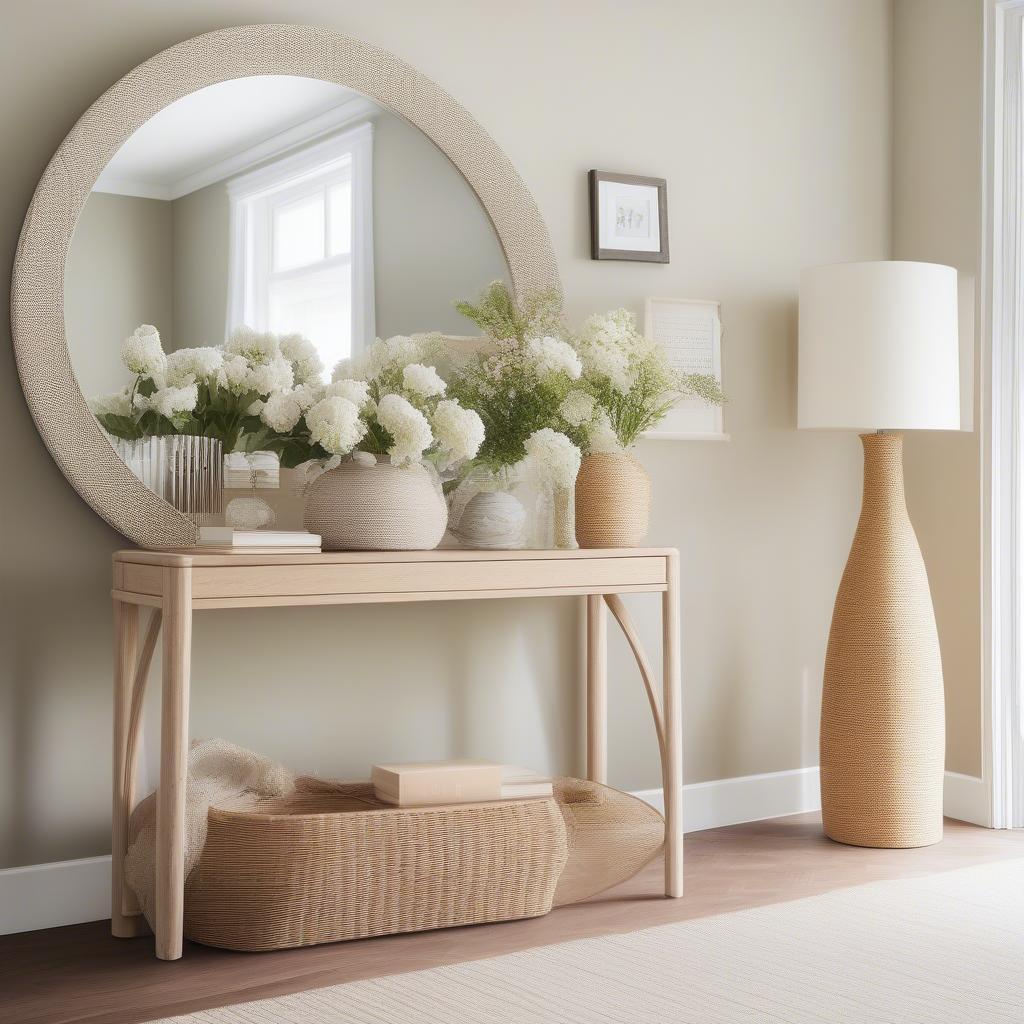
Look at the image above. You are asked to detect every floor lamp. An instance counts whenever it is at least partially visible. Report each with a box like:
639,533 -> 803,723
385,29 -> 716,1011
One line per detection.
798,261 -> 960,848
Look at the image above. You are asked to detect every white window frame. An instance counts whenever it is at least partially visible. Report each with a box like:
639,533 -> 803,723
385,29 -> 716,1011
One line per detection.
226,122 -> 375,365
983,0 -> 1024,829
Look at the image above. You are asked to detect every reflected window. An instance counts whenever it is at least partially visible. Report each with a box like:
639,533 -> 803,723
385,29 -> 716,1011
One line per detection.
227,124 -> 374,377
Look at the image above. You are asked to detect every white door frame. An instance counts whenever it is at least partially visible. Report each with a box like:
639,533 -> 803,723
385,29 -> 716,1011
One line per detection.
983,0 -> 1024,829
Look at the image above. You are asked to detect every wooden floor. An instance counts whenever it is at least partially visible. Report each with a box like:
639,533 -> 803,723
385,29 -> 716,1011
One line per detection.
3,813 -> 1022,1024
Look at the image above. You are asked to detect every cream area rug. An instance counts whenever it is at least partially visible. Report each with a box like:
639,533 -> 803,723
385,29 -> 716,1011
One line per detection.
156,859 -> 1024,1023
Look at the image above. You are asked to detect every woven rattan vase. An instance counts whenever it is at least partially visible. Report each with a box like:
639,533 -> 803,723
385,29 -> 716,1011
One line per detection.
303,458 -> 447,551
820,433 -> 945,849
575,452 -> 651,548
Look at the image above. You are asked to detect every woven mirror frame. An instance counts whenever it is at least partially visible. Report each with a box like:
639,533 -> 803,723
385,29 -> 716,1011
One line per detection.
11,24 -> 561,548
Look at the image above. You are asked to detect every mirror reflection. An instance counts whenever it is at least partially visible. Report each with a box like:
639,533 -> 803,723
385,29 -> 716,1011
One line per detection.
64,75 -> 509,526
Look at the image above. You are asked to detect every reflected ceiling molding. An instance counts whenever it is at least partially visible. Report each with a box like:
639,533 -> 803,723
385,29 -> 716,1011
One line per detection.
93,96 -> 380,202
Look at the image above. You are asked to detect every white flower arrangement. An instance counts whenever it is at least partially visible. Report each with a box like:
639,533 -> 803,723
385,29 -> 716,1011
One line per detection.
447,284 -> 584,474
165,346 -> 223,387
431,398 -> 487,470
259,391 -> 304,434
89,323 -> 330,454
570,308 -> 724,450
402,362 -> 447,398
252,334 -> 484,473
559,389 -> 597,428
526,336 -> 582,381
305,395 -> 368,456
134,382 -> 199,420
376,393 -> 434,465
523,428 -> 581,490
121,325 -> 167,378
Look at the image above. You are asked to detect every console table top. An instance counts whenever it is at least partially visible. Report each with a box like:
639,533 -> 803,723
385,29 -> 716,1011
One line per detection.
114,547 -> 676,567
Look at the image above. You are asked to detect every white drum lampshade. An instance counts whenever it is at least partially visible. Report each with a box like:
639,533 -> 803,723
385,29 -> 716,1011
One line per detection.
798,260 -> 960,851
798,261 -> 960,431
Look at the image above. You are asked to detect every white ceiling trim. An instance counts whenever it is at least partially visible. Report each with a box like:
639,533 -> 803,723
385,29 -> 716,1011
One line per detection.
93,95 -> 379,201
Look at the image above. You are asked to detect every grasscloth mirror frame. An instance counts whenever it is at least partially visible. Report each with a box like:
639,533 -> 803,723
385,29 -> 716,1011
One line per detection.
11,23 -> 560,548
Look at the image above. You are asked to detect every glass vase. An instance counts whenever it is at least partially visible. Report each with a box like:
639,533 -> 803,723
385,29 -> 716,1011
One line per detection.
113,435 -> 224,526
534,483 -> 577,550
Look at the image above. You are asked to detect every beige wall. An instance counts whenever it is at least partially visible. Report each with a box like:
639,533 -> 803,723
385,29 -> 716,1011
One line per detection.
64,193 -> 175,397
172,103 -> 510,347
893,0 -> 983,777
1,0 -> 892,869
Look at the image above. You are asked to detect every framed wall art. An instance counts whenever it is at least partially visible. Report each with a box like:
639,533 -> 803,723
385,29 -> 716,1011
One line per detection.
643,296 -> 728,440
589,170 -> 669,262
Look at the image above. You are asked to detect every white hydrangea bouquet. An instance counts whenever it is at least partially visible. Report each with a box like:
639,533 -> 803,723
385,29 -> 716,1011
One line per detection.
248,332 -> 485,474
89,324 -> 325,454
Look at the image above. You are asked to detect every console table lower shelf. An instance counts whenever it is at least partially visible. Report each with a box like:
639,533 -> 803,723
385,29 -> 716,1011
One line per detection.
110,547 -> 684,961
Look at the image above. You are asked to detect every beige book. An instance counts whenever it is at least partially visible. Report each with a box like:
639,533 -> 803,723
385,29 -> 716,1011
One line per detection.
372,761 -> 503,807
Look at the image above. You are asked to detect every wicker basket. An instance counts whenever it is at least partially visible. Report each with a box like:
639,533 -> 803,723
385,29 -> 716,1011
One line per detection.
127,776 -> 663,952
575,452 -> 651,548
303,458 -> 448,551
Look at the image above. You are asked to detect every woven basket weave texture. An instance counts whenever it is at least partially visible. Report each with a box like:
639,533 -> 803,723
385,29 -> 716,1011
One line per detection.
820,433 -> 945,848
127,774 -> 663,951
303,460 -> 448,551
575,452 -> 651,548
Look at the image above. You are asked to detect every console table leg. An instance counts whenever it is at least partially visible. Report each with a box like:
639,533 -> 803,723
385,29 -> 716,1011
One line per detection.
663,553 -> 684,897
111,598 -> 139,938
155,567 -> 192,961
586,594 -> 608,784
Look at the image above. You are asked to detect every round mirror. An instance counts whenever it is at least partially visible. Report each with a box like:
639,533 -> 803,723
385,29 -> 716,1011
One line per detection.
13,25 -> 559,547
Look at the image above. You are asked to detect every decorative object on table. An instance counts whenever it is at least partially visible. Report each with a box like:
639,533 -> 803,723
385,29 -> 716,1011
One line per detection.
798,260 -> 960,849
304,456 -> 449,551
446,281 -> 583,549
113,434 -> 224,527
566,308 -> 724,548
223,451 -> 280,530
371,760 -> 553,807
588,170 -> 669,263
196,526 -> 321,553
248,333 -> 485,550
124,740 -> 662,952
89,324 -> 326,523
525,428 -> 581,549
449,478 -> 528,549
643,297 -> 726,439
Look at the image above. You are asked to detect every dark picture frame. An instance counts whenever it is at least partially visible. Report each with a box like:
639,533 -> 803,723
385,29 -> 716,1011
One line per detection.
589,170 -> 669,263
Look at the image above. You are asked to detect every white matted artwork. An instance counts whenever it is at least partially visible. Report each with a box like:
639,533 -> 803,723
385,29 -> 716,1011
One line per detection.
589,170 -> 669,262
643,296 -> 727,440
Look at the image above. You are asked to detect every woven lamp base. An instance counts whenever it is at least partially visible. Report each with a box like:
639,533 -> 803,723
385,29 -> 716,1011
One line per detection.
820,433 -> 945,849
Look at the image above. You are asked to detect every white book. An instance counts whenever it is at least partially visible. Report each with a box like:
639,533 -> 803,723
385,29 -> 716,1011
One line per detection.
198,527 -> 321,548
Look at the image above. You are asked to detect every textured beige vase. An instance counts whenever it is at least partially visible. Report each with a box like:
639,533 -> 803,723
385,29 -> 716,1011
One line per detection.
575,452 -> 652,548
820,433 -> 945,849
303,459 -> 448,551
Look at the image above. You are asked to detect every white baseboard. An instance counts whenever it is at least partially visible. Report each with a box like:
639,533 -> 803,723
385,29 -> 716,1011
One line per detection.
0,765 -> 989,938
632,765 -> 822,832
0,855 -> 111,937
943,770 -> 991,827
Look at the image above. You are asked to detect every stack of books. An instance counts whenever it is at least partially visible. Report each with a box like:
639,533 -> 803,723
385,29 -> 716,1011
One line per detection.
197,527 -> 322,554
371,760 -> 553,807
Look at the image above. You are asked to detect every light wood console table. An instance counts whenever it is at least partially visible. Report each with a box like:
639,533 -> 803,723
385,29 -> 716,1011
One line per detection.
111,547 -> 683,960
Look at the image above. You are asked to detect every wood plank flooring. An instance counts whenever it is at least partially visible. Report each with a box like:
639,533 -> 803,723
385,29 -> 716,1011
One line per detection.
2,813 -> 1022,1024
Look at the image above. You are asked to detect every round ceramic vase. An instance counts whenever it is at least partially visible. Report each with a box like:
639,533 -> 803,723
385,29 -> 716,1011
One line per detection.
451,490 -> 527,549
574,452 -> 652,549
303,459 -> 448,551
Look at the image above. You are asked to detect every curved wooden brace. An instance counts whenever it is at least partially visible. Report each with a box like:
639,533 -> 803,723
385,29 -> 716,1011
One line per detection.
603,593 -> 668,786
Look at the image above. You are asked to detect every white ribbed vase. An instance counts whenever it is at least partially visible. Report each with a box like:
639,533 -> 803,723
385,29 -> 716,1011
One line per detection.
303,458 -> 448,551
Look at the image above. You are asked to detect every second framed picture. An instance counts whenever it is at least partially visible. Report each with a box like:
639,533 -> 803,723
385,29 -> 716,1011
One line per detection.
589,170 -> 669,263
